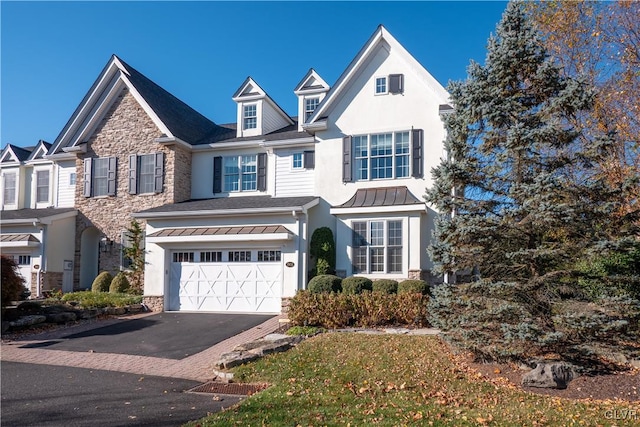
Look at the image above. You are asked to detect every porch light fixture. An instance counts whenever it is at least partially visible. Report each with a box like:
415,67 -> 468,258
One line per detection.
100,237 -> 113,253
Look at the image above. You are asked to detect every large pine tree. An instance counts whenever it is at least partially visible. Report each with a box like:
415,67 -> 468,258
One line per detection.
427,2 -> 640,367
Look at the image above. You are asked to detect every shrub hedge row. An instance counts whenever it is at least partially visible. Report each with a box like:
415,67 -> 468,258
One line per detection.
308,275 -> 429,296
288,290 -> 429,328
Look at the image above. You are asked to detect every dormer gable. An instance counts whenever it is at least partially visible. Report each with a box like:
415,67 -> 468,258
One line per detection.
294,69 -> 330,131
26,140 -> 52,163
232,77 -> 293,138
1,144 -> 32,164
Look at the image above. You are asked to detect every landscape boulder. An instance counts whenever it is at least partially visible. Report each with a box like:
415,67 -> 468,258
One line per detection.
521,362 -> 577,389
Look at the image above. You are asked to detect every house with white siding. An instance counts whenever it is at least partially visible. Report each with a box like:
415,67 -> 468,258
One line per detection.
1,25 -> 449,313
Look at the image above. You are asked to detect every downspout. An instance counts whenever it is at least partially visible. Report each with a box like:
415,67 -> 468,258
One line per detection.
293,210 -> 302,291
34,221 -> 46,298
300,206 -> 310,290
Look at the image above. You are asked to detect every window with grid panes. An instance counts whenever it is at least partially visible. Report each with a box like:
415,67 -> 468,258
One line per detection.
352,220 -> 402,274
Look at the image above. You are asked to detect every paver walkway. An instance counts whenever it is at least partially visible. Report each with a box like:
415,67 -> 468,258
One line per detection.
1,314 -> 283,382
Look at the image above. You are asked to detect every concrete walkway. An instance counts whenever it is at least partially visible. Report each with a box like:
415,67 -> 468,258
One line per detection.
1,314 -> 283,382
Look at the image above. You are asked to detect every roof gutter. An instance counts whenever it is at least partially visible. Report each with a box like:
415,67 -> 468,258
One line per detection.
133,205 -> 314,220
154,136 -> 193,152
302,120 -> 328,132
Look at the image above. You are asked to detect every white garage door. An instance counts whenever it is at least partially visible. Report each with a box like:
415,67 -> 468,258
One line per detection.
168,250 -> 282,313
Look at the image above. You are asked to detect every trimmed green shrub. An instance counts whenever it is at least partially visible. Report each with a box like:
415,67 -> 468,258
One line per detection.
308,274 -> 342,293
62,290 -> 142,308
1,255 -> 27,307
372,279 -> 398,294
398,279 -> 429,295
109,272 -> 130,294
288,290 -> 429,328
341,276 -> 373,295
310,227 -> 335,276
91,271 -> 113,293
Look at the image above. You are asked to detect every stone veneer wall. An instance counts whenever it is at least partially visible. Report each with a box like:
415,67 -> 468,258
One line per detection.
408,269 -> 442,285
142,296 -> 164,312
29,271 -> 64,295
73,88 -> 192,288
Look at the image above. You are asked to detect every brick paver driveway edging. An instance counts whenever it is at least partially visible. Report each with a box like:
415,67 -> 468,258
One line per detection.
1,314 -> 284,382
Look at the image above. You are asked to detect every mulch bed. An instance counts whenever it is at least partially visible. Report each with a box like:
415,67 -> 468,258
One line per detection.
465,358 -> 639,401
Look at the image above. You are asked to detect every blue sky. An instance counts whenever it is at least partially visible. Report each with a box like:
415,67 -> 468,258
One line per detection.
1,1 -> 507,149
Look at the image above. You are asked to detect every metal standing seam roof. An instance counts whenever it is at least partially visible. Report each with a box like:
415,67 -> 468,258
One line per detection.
0,234 -> 40,243
334,186 -> 423,208
149,225 -> 289,238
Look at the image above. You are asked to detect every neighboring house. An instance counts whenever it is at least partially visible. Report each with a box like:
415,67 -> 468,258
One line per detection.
1,25 -> 448,314
0,141 -> 77,295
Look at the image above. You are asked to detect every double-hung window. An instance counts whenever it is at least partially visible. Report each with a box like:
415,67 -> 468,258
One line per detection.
128,153 -> 164,195
223,155 -> 257,192
243,104 -> 257,130
3,172 -> 16,205
304,97 -> 320,121
352,220 -> 403,274
83,157 -> 117,197
36,170 -> 50,203
353,132 -> 411,181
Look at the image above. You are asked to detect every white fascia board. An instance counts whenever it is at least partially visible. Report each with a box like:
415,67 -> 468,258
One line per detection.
0,161 -> 22,168
25,159 -> 53,166
190,139 -> 265,152
148,232 -> 291,245
260,138 -> 316,149
2,210 -> 78,225
330,204 -> 426,215
134,206 -> 307,219
154,136 -> 193,152
302,120 -> 328,132
302,198 -> 320,212
0,241 -> 41,248
118,72 -> 173,138
45,152 -> 78,161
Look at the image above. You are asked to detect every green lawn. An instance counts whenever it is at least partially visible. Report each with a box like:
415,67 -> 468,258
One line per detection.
189,334 -> 639,426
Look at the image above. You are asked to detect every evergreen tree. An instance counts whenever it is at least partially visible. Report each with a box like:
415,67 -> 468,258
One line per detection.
427,2 -> 640,368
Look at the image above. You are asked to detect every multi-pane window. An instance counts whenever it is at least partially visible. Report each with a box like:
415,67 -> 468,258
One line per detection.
3,172 -> 16,204
224,155 -> 257,192
173,252 -> 194,263
229,251 -> 251,262
257,250 -> 281,262
305,97 -> 320,120
375,77 -> 387,94
69,173 -> 77,186
200,251 -> 222,262
93,158 -> 110,197
17,255 -> 31,266
292,153 -> 303,169
36,170 -> 50,203
353,131 -> 411,181
243,104 -> 257,130
138,154 -> 156,194
352,220 -> 402,274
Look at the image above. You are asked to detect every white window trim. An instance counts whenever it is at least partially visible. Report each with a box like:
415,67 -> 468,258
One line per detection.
351,218 -> 405,275
2,171 -> 18,208
374,76 -> 388,95
243,104 -> 258,130
223,155 -> 258,193
353,131 -> 412,181
291,152 -> 304,171
34,168 -> 51,207
304,97 -> 320,121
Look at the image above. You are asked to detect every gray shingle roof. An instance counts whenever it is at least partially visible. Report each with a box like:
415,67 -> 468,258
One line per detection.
149,225 -> 289,238
334,186 -> 423,208
116,56 -> 222,144
0,207 -> 77,221
198,121 -> 312,145
135,195 -> 319,216
3,144 -> 33,162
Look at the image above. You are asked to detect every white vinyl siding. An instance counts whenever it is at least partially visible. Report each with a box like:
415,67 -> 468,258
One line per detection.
262,102 -> 291,135
57,161 -> 76,207
274,149 -> 314,197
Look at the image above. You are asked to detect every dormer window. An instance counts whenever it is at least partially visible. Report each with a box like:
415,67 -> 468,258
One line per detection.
36,170 -> 50,203
375,77 -> 387,94
243,104 -> 257,130
305,97 -> 320,121
3,172 -> 16,205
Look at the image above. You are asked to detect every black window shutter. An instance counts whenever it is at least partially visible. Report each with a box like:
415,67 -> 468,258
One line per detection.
257,153 -> 267,191
154,152 -> 164,193
411,129 -> 424,178
213,156 -> 222,193
83,158 -> 92,197
343,136 -> 352,183
128,155 -> 137,194
303,150 -> 315,169
389,74 -> 404,94
107,157 -> 117,196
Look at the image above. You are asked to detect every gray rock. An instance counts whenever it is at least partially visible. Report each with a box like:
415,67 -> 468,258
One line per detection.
384,328 -> 411,334
247,341 -> 292,356
127,304 -> 143,313
521,363 -> 577,389
46,312 -> 78,324
9,315 -> 47,328
216,351 -> 260,369
78,309 -> 99,319
406,328 -> 441,336
1,321 -> 10,334
263,333 -> 290,341
630,359 -> 640,370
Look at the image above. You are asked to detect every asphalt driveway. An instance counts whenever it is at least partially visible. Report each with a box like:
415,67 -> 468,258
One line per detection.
19,312 -> 275,359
